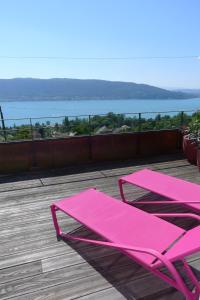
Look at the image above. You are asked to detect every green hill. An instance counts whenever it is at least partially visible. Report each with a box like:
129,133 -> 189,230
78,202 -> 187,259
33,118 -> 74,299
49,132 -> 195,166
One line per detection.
0,78 -> 196,100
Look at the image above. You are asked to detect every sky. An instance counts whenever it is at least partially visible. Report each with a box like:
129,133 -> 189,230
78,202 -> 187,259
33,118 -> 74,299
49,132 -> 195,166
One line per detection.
0,0 -> 200,88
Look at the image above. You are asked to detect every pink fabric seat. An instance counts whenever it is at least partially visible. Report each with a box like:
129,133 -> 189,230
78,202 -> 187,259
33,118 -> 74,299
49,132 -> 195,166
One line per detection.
54,188 -> 184,266
119,168 -> 200,211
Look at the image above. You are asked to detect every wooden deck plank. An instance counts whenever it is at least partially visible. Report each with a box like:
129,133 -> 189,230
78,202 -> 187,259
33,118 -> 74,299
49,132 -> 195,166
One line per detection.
40,170 -> 105,186
0,255 -> 177,300
0,154 -> 185,193
0,179 -> 42,193
74,287 -> 128,300
0,261 -> 42,285
0,269 -> 178,300
0,255 -> 144,299
101,158 -> 190,177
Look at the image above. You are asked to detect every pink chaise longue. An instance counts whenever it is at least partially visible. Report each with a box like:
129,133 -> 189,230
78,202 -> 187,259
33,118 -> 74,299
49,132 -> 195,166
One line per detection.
51,169 -> 200,300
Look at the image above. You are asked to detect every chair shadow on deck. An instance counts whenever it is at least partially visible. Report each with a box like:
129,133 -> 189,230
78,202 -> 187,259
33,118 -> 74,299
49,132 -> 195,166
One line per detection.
121,191 -> 199,230
60,225 -> 195,300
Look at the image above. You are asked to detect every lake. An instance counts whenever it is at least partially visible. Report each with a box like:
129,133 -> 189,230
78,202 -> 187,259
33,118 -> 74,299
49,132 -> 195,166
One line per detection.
1,98 -> 200,126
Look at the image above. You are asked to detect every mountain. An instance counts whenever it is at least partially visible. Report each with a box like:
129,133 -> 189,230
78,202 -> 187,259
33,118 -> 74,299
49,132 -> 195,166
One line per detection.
175,89 -> 200,97
0,78 -> 196,100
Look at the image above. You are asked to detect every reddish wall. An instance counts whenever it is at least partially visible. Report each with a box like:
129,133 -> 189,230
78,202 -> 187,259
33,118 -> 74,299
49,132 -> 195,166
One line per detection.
138,130 -> 181,156
0,130 -> 182,173
91,133 -> 139,161
0,142 -> 32,173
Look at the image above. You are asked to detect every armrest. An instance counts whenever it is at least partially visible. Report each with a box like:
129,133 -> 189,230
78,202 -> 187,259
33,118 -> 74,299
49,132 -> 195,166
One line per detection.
61,232 -> 162,259
153,213 -> 200,222
132,200 -> 200,204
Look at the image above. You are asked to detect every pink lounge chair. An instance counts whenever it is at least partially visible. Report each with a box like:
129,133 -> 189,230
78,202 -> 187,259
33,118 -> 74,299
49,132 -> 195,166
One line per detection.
118,168 -> 200,215
51,188 -> 200,299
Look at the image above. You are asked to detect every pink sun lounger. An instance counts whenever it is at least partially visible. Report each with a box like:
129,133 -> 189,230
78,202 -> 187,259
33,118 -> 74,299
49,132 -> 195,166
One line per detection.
51,188 -> 200,299
119,168 -> 200,214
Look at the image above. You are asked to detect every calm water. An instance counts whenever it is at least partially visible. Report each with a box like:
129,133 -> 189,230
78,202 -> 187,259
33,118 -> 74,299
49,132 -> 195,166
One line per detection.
1,98 -> 200,126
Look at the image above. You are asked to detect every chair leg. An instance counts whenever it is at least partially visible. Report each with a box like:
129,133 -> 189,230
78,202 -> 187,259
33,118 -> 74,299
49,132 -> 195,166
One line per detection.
170,259 -> 200,300
153,258 -> 200,300
118,180 -> 127,202
51,205 -> 62,237
153,267 -> 197,300
182,260 -> 200,299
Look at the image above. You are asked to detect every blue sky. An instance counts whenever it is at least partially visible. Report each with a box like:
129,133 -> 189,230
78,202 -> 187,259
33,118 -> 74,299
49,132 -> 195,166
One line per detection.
0,0 -> 199,88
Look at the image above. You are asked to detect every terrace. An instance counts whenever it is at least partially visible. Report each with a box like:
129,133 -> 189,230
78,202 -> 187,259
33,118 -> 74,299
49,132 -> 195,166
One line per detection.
0,153 -> 200,300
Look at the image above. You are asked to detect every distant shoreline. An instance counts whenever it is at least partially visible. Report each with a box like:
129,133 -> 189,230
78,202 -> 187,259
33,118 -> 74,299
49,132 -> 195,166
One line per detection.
0,97 -> 197,102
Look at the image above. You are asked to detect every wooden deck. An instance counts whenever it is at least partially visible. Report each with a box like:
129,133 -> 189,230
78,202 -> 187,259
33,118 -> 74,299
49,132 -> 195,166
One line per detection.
0,154 -> 199,300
